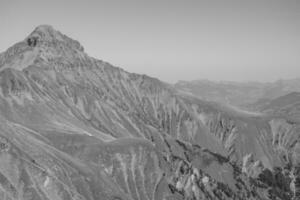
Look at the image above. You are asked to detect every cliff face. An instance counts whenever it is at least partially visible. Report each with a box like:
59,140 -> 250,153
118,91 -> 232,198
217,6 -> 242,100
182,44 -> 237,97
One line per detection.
0,25 -> 299,200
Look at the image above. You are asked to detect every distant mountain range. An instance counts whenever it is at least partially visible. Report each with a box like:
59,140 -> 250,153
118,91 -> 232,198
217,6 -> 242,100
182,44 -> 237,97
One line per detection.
0,25 -> 299,200
248,92 -> 300,122
175,79 -> 300,109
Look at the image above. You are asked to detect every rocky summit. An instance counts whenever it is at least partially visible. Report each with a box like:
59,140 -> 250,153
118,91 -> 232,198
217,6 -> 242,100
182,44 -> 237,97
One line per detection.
0,25 -> 299,200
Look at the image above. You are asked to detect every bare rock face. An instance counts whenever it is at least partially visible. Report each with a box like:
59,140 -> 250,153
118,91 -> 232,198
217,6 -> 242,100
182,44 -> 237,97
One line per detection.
27,25 -> 84,51
0,137 -> 10,152
0,25 -> 299,200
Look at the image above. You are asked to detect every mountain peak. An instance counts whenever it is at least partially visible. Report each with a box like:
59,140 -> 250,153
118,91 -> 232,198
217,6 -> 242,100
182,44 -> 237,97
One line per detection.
26,25 -> 84,51
0,25 -> 85,70
32,25 -> 58,37
33,24 -> 56,34
28,25 -> 63,43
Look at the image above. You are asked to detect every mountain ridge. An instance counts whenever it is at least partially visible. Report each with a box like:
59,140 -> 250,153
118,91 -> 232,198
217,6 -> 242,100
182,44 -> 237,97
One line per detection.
175,78 -> 300,109
0,25 -> 299,200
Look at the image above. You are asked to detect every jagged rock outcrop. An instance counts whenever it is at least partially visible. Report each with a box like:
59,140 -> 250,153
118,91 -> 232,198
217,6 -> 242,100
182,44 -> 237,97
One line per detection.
0,25 -> 299,200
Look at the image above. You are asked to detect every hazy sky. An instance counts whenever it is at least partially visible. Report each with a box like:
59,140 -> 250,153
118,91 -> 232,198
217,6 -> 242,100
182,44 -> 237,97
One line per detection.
1,0 -> 300,83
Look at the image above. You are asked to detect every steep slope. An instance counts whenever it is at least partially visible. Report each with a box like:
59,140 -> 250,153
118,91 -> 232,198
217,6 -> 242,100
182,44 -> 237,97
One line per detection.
0,25 -> 299,200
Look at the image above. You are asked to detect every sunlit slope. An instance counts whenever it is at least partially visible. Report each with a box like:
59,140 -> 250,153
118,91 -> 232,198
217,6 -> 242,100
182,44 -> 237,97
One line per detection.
0,25 -> 299,199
